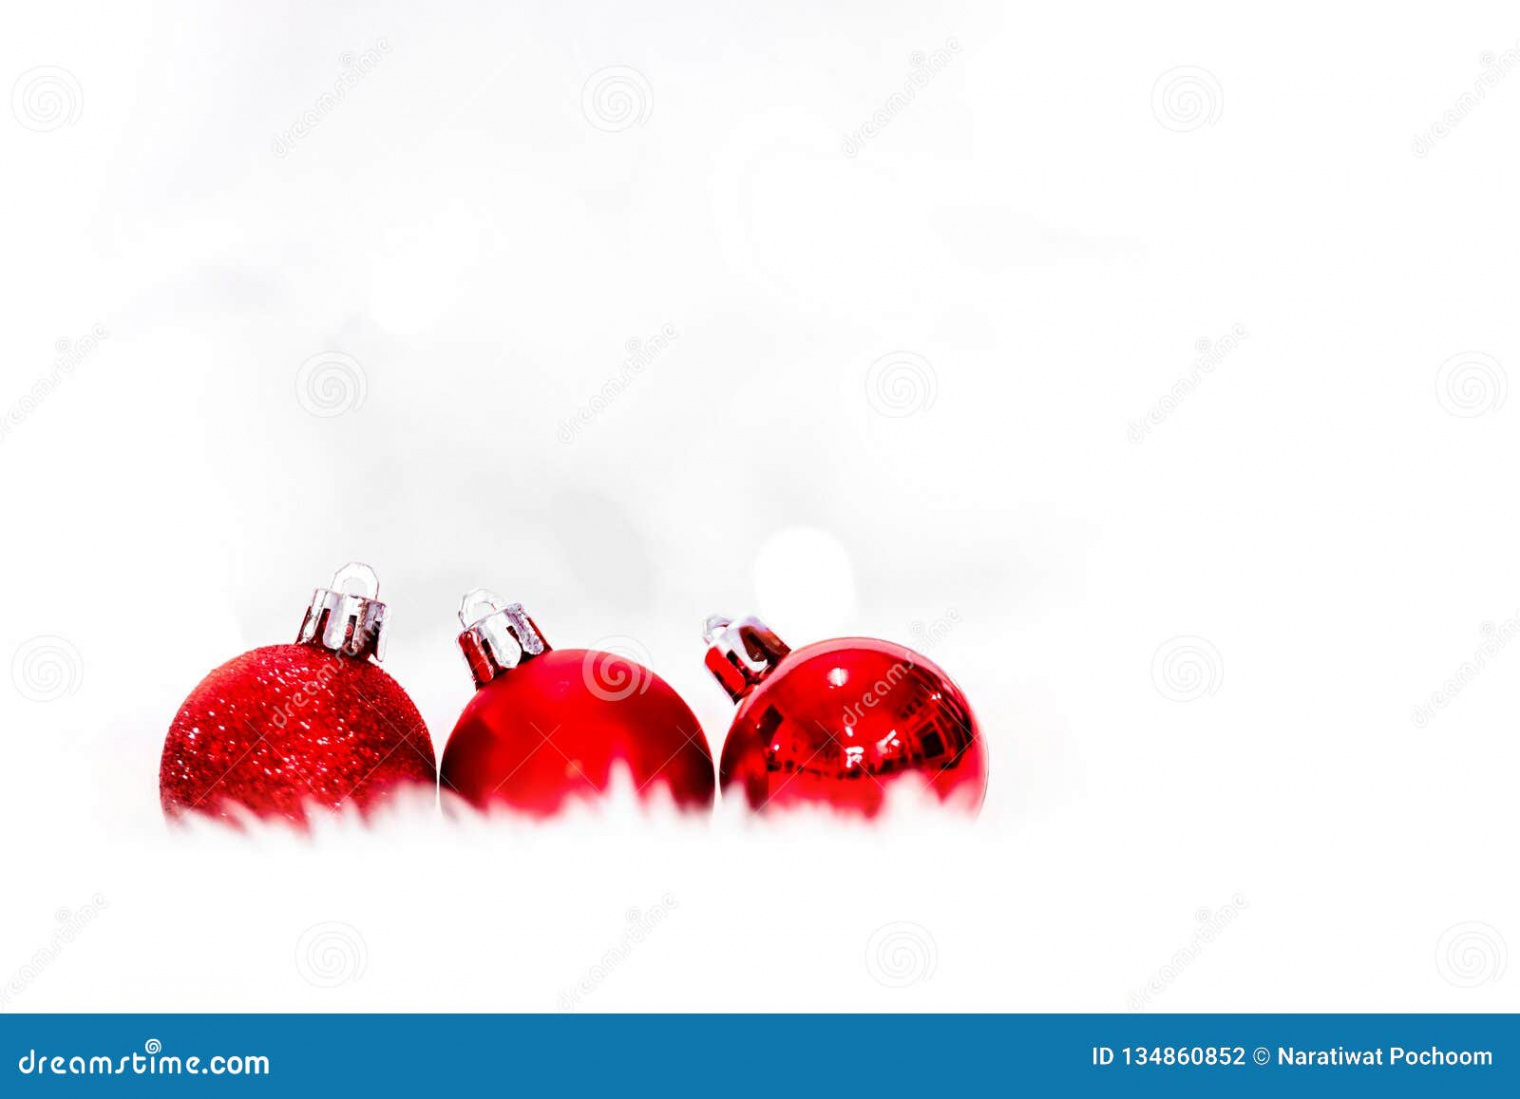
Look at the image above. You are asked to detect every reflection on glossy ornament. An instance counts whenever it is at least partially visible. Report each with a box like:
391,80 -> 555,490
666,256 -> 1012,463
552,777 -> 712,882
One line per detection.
703,615 -> 985,816
158,563 -> 437,826
440,590 -> 715,816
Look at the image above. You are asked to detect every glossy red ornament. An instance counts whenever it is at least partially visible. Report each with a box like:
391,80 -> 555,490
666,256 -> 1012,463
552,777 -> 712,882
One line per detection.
704,615 -> 986,816
159,563 -> 436,825
441,592 -> 715,816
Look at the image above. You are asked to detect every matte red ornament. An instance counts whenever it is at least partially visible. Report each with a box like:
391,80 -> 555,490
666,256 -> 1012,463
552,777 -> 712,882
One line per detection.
441,591 -> 715,816
703,615 -> 986,816
159,563 -> 436,825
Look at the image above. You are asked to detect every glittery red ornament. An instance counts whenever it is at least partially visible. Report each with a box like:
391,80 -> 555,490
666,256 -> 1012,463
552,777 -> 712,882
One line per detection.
159,563 -> 436,825
440,591 -> 714,816
703,615 -> 986,816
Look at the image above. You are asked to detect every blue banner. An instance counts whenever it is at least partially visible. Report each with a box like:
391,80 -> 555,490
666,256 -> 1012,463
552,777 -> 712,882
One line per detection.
3,1014 -> 1516,1095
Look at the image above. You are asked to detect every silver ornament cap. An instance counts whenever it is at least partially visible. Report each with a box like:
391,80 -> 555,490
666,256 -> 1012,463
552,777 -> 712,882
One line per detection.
457,588 -> 551,688
702,613 -> 791,701
296,561 -> 389,661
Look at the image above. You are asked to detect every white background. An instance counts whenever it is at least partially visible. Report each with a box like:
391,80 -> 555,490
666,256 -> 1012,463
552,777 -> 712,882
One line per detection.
1,1 -> 1516,1012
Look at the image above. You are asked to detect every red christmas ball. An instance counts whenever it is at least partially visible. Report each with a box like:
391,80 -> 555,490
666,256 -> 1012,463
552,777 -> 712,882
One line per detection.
704,616 -> 986,816
440,594 -> 714,816
159,565 -> 436,826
